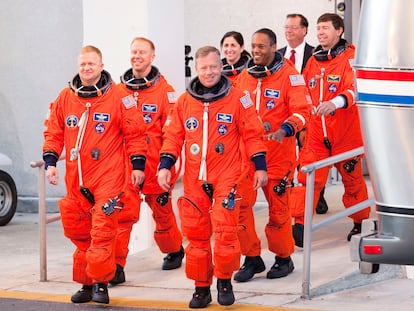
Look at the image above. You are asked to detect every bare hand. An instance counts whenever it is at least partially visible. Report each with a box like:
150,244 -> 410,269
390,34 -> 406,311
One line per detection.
316,101 -> 336,116
46,166 -> 58,185
253,170 -> 268,190
131,170 -> 145,187
157,168 -> 172,191
265,128 -> 287,143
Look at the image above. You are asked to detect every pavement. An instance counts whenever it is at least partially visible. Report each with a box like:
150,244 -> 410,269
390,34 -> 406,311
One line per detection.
1,177 -> 414,311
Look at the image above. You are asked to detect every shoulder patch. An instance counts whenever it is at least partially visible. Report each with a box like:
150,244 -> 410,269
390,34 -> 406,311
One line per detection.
122,94 -> 137,109
240,91 -> 253,109
289,74 -> 306,86
167,92 -> 177,103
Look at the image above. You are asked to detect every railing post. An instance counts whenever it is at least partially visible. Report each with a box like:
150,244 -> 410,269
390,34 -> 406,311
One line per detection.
38,164 -> 47,282
302,170 -> 315,299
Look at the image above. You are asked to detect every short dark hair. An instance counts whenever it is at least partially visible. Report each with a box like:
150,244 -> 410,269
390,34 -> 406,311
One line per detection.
254,28 -> 277,46
318,13 -> 344,35
286,13 -> 309,29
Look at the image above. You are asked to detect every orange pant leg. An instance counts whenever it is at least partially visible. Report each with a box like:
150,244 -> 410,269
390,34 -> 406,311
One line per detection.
114,184 -> 141,267
262,180 -> 295,258
145,193 -> 183,254
177,193 -> 213,287
293,147 -> 330,225
211,194 -> 241,280
59,196 -> 93,285
87,198 -> 119,284
237,172 -> 261,256
336,157 -> 370,223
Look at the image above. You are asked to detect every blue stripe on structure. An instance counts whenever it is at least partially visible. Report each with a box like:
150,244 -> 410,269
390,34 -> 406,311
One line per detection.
358,92 -> 414,105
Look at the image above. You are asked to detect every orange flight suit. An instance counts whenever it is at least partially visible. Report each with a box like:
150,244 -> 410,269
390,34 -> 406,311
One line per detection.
235,53 -> 311,258
160,76 -> 266,287
292,41 -> 370,225
115,68 -> 183,267
43,71 -> 147,285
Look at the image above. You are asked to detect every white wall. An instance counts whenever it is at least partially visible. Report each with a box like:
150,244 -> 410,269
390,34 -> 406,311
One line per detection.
82,0 -> 185,95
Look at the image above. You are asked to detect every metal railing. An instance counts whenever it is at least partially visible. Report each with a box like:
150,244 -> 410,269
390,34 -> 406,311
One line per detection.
300,146 -> 375,299
30,159 -> 61,282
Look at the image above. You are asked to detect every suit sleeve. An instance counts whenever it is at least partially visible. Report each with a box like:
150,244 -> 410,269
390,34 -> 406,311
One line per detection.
159,93 -> 186,160
119,88 -> 148,169
236,90 -> 267,159
42,92 -> 66,158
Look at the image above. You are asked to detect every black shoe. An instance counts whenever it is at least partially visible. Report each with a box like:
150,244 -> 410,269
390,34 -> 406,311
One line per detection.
266,256 -> 294,279
217,278 -> 235,306
292,223 -> 304,248
316,195 -> 329,214
71,285 -> 92,303
109,264 -> 125,286
233,256 -> 266,282
189,286 -> 212,308
162,245 -> 185,270
347,222 -> 362,241
92,283 -> 109,304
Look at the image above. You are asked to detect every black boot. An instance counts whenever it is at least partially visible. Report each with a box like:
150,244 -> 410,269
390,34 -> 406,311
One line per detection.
92,283 -> 109,304
217,278 -> 235,306
233,255 -> 265,282
189,286 -> 212,308
316,187 -> 329,214
162,245 -> 185,270
266,256 -> 294,279
292,223 -> 304,248
71,285 -> 92,303
347,222 -> 362,241
109,264 -> 125,286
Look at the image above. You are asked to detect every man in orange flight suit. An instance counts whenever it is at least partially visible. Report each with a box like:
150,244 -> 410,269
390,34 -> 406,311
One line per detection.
291,13 -> 370,247
110,37 -> 184,285
233,28 -> 310,282
43,46 -> 147,304
157,46 -> 268,308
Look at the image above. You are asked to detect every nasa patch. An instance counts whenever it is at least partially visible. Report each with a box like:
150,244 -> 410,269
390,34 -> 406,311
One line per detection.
93,113 -> 110,122
185,117 -> 199,131
143,113 -> 152,124
66,115 -> 78,128
95,122 -> 105,134
266,99 -> 275,110
217,124 -> 228,135
328,83 -> 337,93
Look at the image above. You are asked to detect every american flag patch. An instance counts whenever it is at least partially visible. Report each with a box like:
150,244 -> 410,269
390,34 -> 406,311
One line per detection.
240,91 -> 253,109
289,74 -> 306,86
167,92 -> 177,103
122,94 -> 136,109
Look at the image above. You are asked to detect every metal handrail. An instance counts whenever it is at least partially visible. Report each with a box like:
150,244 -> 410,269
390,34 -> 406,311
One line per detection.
301,146 -> 375,299
30,159 -> 61,282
